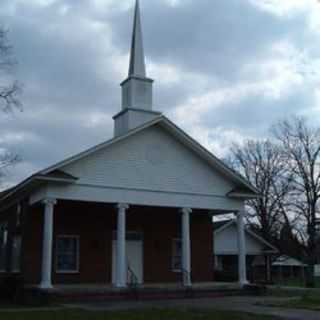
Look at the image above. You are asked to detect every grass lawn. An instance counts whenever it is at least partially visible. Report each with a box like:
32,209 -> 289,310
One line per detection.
274,277 -> 320,288
0,308 -> 280,320
273,295 -> 320,311
256,294 -> 320,311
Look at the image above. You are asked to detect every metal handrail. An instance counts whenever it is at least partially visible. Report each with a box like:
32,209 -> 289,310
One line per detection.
181,268 -> 192,287
127,265 -> 139,289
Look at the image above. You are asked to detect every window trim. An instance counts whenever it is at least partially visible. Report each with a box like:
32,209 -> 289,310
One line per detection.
55,235 -> 80,274
172,238 -> 182,273
11,235 -> 22,274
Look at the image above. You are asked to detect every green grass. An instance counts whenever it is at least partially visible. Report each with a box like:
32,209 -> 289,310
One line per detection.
275,278 -> 305,287
257,294 -> 320,311
0,308 -> 279,320
277,295 -> 320,311
274,277 -> 320,288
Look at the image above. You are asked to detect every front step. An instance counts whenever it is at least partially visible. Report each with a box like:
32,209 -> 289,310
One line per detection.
54,284 -> 263,303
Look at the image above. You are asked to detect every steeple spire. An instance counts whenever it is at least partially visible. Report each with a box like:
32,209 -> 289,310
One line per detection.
113,0 -> 160,137
129,0 -> 146,77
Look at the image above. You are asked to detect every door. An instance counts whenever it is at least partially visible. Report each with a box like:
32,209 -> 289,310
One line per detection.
112,239 -> 144,285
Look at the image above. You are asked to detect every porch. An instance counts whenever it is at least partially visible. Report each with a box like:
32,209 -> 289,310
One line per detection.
22,199 -> 248,290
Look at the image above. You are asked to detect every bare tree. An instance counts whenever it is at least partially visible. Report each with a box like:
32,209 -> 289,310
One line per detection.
0,28 -> 22,112
0,151 -> 20,180
228,140 -> 293,244
0,27 -> 22,186
273,117 -> 320,287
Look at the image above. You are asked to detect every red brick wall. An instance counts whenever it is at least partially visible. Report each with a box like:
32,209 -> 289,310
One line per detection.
23,206 -> 43,284
52,201 -> 115,284
23,201 -> 214,285
191,214 -> 214,282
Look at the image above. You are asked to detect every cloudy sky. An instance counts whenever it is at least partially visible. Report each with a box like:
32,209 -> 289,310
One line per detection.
0,0 -> 320,188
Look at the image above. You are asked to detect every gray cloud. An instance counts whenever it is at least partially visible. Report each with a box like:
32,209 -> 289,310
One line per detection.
0,0 -> 319,187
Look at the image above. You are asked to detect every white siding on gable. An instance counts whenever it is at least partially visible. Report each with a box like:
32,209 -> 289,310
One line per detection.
61,125 -> 234,197
214,224 -> 264,255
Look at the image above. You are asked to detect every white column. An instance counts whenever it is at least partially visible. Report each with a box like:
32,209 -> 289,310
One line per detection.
181,207 -> 192,287
237,209 -> 248,286
39,198 -> 56,289
116,203 -> 129,288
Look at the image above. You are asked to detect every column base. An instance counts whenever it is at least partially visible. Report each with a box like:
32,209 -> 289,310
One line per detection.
39,283 -> 54,290
183,283 -> 192,288
114,284 -> 128,289
239,280 -> 249,287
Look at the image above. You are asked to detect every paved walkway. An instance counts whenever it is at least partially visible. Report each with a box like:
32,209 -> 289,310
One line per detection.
66,296 -> 320,320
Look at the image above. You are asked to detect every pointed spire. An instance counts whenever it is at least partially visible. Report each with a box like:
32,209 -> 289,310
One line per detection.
128,0 -> 146,77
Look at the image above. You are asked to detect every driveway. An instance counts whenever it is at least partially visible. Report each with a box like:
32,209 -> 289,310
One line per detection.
66,296 -> 320,320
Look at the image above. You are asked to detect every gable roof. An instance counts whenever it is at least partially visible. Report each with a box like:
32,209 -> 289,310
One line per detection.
213,219 -> 278,253
272,255 -> 306,267
0,170 -> 77,211
40,115 -> 259,194
0,115 -> 259,206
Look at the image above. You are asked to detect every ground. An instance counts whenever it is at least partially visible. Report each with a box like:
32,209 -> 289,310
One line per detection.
259,294 -> 320,311
2,296 -> 320,320
0,309 -> 279,320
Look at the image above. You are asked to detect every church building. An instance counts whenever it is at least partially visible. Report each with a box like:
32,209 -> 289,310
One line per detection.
0,0 -> 258,291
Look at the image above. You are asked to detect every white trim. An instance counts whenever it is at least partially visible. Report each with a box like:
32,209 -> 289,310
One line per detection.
55,235 -> 80,274
68,183 -> 234,199
34,183 -> 243,211
11,235 -> 22,274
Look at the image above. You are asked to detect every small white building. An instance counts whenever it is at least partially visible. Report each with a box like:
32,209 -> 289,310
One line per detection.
214,220 -> 278,282
271,255 -> 307,282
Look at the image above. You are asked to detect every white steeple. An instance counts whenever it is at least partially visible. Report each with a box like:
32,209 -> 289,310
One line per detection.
128,0 -> 146,77
113,0 -> 161,137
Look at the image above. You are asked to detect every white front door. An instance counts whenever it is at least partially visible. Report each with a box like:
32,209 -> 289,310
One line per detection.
112,239 -> 143,285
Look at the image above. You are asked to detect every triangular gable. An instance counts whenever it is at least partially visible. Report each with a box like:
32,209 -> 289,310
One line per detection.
214,220 -> 278,253
40,116 -> 258,197
58,123 -> 236,196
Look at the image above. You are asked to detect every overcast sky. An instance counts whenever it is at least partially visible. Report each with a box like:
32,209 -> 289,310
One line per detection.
0,0 -> 320,188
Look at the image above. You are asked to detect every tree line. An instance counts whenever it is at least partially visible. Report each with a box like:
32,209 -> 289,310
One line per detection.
228,117 -> 320,287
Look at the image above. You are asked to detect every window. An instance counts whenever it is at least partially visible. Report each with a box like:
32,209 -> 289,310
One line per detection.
11,235 -> 21,273
172,239 -> 182,272
56,236 -> 79,273
0,223 -> 8,272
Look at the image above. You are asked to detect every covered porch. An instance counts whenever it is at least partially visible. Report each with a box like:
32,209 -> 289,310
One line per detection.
27,198 -> 248,290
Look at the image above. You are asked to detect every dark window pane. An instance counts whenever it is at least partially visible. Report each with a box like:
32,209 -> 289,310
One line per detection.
56,237 -> 78,272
